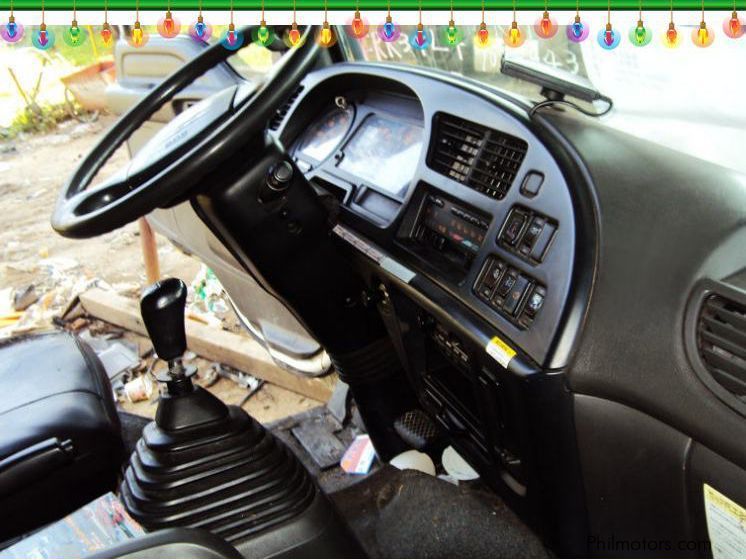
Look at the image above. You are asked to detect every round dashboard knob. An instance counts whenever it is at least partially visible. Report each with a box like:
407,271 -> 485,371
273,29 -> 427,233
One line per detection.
269,161 -> 294,190
260,160 -> 294,203
271,161 -> 293,186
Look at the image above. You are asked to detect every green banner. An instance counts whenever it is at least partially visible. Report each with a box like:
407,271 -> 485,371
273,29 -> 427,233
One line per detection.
0,0 -> 733,9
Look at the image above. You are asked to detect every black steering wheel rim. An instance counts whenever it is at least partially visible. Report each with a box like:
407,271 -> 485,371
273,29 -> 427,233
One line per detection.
52,25 -> 320,239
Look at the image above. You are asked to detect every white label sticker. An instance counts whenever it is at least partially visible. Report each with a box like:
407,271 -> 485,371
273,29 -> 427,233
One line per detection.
485,335 -> 517,368
704,484 -> 746,559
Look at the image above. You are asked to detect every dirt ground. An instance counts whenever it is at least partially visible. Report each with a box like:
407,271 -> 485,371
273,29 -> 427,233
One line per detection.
0,114 -> 321,423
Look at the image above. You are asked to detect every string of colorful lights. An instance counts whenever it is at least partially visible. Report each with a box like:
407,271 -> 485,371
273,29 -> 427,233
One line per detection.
1,0 -> 744,49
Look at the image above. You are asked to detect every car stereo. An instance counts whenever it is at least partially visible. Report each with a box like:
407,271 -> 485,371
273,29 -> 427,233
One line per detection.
412,192 -> 491,271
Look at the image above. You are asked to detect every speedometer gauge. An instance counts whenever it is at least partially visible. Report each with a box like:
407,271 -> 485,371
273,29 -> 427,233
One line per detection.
297,107 -> 353,163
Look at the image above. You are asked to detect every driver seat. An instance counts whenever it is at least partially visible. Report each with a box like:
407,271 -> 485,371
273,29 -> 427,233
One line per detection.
0,332 -> 123,542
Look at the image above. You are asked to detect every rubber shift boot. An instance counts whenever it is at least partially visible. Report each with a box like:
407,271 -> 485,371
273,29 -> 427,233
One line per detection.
120,401 -> 317,545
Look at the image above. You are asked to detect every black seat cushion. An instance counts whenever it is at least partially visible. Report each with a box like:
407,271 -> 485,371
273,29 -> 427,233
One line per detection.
0,332 -> 124,541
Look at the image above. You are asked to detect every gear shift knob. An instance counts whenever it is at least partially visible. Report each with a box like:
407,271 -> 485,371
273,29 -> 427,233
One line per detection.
140,278 -> 188,362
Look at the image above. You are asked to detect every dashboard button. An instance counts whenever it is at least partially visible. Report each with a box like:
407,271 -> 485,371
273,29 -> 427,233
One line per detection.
501,210 -> 528,246
503,275 -> 531,316
525,287 -> 546,317
520,171 -> 544,198
529,223 -> 556,262
496,270 -> 517,299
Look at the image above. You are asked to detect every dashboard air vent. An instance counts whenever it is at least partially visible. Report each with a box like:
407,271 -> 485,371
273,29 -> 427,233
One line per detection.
268,86 -> 304,131
697,294 -> 746,401
428,113 -> 528,200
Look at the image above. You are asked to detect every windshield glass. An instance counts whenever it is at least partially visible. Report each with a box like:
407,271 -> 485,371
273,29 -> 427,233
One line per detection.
339,23 -> 746,174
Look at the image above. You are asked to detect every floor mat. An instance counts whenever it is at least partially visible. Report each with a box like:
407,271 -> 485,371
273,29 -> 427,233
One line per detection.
329,466 -> 550,558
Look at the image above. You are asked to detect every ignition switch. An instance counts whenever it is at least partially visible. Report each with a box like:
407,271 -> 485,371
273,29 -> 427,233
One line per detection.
259,160 -> 294,203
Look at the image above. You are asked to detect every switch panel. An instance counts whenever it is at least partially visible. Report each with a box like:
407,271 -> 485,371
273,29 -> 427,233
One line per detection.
474,255 -> 546,329
498,206 -> 557,264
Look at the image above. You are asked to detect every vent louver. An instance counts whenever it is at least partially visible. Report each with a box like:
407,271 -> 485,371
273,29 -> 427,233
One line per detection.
697,294 -> 746,401
268,86 -> 304,131
428,113 -> 528,200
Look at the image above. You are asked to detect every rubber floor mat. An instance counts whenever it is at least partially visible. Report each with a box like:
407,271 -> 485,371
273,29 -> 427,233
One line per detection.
328,466 -> 550,558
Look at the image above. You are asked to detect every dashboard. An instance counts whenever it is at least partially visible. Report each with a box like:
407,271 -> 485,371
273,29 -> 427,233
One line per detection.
275,64 -> 581,371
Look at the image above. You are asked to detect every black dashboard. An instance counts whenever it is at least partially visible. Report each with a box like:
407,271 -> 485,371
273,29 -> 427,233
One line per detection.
272,64 -> 584,372
217,59 -> 746,556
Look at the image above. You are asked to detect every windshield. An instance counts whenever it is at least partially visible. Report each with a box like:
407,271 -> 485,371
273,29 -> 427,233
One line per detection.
339,22 -> 746,174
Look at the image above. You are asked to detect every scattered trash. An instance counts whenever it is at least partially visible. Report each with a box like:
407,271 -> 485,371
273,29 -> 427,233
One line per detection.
188,265 -> 232,330
96,339 -> 141,381
441,445 -> 480,481
210,362 -> 265,405
67,317 -> 89,332
13,285 -> 38,312
389,449 -> 436,476
292,414 -> 347,470
341,434 -> 377,475
124,375 -> 154,403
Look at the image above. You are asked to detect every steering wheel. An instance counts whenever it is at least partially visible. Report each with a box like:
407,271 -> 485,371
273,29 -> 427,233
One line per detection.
52,26 -> 320,239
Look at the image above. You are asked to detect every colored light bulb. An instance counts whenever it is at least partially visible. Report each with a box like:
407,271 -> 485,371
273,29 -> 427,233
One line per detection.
317,21 -> 336,47
133,26 -> 143,45
541,15 -> 551,34
692,21 -> 714,47
383,21 -> 395,38
189,16 -> 212,42
258,23 -> 269,44
724,11 -> 745,37
476,22 -> 489,47
227,26 -> 236,45
567,15 -> 589,42
409,22 -> 430,50
698,26 -> 707,44
378,15 -> 400,42
32,22 -> 55,49
69,24 -> 80,44
729,13 -> 741,35
665,22 -> 678,46
635,23 -> 645,42
446,21 -> 458,44
352,10 -> 365,36
288,24 -> 301,46
597,23 -> 620,49
100,22 -> 112,45
630,19 -> 651,46
2,15 -> 24,43
157,10 -> 180,38
534,10 -> 558,38
415,25 -> 425,46
504,21 -> 524,47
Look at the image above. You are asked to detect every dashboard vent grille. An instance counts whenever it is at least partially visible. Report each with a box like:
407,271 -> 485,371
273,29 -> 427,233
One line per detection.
428,113 -> 528,200
268,86 -> 304,131
697,295 -> 746,401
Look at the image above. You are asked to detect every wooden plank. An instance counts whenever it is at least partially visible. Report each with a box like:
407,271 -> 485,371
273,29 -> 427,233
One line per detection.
79,288 -> 336,402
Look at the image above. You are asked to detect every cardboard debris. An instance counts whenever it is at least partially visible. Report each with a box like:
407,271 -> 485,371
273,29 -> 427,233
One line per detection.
340,434 -> 376,475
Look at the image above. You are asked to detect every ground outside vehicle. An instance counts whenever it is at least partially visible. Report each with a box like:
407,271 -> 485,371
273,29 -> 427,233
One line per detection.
0,22 -> 745,560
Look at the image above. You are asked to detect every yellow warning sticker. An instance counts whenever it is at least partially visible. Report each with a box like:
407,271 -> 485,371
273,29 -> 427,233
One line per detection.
485,336 -> 517,368
703,484 -> 746,559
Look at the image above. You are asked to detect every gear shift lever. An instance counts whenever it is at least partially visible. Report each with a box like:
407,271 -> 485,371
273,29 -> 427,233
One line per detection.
140,278 -> 195,395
